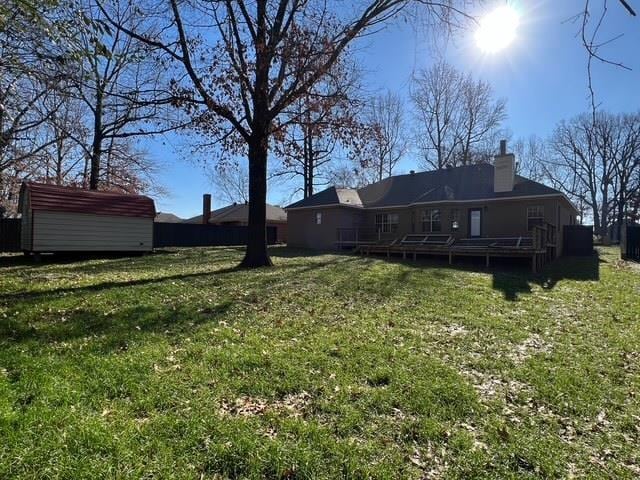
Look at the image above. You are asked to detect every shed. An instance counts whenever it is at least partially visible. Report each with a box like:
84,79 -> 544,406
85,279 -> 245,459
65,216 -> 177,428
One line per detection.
19,182 -> 155,254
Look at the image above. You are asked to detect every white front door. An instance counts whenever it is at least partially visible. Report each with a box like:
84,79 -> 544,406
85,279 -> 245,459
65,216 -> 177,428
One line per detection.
470,209 -> 481,237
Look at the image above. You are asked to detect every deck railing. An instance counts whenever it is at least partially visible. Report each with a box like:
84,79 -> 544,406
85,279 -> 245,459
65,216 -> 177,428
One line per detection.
336,227 -> 381,245
532,222 -> 557,256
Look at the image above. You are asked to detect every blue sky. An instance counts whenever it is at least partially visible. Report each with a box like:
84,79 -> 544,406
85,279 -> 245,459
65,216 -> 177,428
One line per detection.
149,0 -> 640,218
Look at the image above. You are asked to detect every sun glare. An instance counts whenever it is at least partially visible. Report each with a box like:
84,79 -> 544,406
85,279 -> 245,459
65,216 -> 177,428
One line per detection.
475,5 -> 520,54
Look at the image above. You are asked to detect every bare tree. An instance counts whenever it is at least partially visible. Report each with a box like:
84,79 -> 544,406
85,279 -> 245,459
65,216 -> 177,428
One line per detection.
362,90 -> 407,181
100,0 -> 472,267
273,57 -> 366,198
69,1 -> 177,191
211,162 -> 250,205
411,62 -> 460,169
548,112 -> 640,240
574,0 -> 637,120
513,135 -> 548,182
412,61 -> 506,170
455,74 -> 507,165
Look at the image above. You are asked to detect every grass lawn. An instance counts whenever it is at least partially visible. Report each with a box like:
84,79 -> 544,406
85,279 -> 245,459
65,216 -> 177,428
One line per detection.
0,246 -> 639,479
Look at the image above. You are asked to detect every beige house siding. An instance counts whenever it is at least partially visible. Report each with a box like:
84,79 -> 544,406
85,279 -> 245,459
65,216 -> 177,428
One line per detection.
287,206 -> 364,250
30,211 -> 153,252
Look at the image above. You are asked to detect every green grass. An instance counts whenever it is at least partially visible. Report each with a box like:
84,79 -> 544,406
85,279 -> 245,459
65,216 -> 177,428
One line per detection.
0,246 -> 638,479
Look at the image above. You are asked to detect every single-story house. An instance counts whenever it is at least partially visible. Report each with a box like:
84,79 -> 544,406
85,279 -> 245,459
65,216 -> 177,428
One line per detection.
19,182 -> 155,254
285,143 -> 578,256
186,198 -> 288,243
155,212 -> 184,223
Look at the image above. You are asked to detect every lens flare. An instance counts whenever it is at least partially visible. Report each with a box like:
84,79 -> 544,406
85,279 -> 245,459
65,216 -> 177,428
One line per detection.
475,5 -> 520,54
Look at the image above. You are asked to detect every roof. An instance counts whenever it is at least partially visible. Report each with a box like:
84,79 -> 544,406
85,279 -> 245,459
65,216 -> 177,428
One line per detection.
186,202 -> 287,224
20,182 -> 156,218
286,164 -> 574,211
155,212 -> 184,223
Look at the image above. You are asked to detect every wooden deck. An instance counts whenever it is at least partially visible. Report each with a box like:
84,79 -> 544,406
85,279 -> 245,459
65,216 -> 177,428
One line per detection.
347,225 -> 557,273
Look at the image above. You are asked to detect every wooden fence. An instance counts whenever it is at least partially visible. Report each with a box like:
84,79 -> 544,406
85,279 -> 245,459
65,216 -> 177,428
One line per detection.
563,225 -> 594,256
153,222 -> 277,248
621,224 -> 640,261
2,220 -> 277,251
0,218 -> 21,252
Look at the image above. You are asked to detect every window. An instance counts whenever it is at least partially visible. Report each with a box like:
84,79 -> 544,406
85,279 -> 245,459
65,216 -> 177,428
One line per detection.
375,213 -> 399,233
527,205 -> 544,230
450,209 -> 460,231
315,212 -> 322,225
421,209 -> 441,232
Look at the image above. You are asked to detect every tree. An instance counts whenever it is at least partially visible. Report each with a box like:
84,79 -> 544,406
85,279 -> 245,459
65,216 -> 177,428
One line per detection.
101,0 -> 471,267
70,1 -> 176,191
548,112 -> 640,240
211,162 -> 250,205
274,56 -> 365,199
362,91 -> 407,182
411,61 -> 506,170
513,135 -> 547,182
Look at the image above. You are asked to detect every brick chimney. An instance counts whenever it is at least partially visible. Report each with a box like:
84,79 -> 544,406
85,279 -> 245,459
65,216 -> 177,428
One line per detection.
494,140 -> 515,193
202,194 -> 211,224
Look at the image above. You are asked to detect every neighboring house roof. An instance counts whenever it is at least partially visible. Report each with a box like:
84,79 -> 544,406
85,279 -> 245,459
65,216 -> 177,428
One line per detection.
155,212 -> 184,223
186,202 -> 287,224
20,182 -> 156,218
286,164 -> 573,211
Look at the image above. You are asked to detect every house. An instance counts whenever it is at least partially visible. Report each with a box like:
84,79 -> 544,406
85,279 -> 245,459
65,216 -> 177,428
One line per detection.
155,212 -> 184,223
285,142 -> 578,257
19,182 -> 155,255
186,196 -> 288,243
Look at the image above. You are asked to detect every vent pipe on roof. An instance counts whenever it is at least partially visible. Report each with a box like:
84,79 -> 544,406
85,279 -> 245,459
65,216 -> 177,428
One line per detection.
202,194 -> 211,224
494,140 -> 515,193
409,170 -> 415,175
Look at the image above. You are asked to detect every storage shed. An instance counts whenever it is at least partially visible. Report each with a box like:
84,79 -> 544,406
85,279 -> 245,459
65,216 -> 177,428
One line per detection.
19,182 -> 155,254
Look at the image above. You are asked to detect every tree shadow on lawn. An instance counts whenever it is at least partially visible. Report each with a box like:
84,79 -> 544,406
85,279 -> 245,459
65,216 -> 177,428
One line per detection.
0,254 -> 361,304
0,300 -> 233,349
334,250 -> 601,301
491,253 -> 600,301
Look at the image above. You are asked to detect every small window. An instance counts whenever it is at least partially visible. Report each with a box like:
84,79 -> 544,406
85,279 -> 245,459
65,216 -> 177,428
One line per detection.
527,205 -> 544,230
316,212 -> 322,225
450,209 -> 459,231
375,213 -> 399,233
421,209 -> 441,232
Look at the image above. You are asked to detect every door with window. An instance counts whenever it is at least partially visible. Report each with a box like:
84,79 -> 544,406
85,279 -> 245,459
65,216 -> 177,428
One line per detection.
469,208 -> 482,237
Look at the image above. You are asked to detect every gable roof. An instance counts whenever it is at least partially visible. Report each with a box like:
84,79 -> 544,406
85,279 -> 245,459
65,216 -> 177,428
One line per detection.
155,212 -> 184,223
20,182 -> 156,218
286,164 -> 573,211
186,202 -> 287,224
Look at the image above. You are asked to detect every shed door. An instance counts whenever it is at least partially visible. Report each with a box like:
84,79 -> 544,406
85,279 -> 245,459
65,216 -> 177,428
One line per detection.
469,209 -> 482,237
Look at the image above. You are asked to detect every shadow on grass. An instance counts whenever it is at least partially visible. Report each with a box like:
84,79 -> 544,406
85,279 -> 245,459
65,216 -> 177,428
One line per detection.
0,253 -> 361,304
0,301 -> 233,348
330,249 -> 601,301
491,254 -> 600,300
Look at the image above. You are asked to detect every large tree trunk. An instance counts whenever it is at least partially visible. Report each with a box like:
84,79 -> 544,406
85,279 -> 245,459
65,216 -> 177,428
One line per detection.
240,137 -> 272,268
89,91 -> 103,190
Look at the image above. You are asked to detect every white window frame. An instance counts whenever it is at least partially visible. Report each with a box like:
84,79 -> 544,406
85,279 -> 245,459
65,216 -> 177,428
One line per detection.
375,213 -> 399,233
527,205 -> 544,230
315,212 -> 322,225
421,209 -> 441,233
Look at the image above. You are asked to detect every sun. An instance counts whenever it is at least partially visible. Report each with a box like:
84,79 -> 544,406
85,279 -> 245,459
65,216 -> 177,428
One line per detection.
475,4 -> 520,54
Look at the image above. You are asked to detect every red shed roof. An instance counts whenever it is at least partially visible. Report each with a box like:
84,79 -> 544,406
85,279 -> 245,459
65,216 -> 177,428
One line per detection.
21,182 -> 156,218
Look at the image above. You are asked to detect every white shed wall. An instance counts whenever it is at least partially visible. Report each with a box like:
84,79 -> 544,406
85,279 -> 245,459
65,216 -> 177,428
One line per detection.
31,211 -> 153,252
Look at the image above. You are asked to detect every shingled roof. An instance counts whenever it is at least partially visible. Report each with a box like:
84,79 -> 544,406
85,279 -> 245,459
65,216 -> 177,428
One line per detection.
186,202 -> 287,224
286,164 -> 567,210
